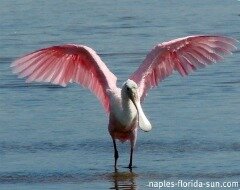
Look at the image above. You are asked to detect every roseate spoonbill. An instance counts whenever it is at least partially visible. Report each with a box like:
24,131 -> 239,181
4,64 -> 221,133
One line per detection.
11,35 -> 237,169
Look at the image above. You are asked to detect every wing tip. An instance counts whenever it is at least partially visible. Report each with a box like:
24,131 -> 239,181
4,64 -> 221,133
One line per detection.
10,59 -> 20,67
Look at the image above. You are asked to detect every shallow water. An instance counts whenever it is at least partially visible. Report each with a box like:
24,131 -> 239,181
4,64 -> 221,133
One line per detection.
0,0 -> 240,189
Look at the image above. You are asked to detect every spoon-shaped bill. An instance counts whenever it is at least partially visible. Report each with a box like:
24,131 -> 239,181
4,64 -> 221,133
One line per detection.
132,100 -> 152,132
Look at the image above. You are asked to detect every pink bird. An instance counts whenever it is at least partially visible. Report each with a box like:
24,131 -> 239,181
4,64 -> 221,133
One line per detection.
11,35 -> 237,169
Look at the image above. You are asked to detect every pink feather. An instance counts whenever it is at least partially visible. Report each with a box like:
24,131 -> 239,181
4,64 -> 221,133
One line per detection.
11,44 -> 117,112
130,35 -> 238,101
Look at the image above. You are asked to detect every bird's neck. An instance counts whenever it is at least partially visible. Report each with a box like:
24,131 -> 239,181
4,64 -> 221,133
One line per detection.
109,90 -> 137,127
119,95 -> 137,126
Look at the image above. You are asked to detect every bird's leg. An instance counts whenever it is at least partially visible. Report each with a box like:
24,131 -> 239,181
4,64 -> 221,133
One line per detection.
128,141 -> 134,170
112,138 -> 119,170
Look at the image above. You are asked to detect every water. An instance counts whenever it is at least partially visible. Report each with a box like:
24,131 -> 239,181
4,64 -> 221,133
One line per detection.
0,0 -> 240,189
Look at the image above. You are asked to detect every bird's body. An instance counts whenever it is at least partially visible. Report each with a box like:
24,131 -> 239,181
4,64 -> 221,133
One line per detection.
109,110 -> 137,143
110,88 -> 137,129
107,88 -> 136,139
11,35 -> 238,169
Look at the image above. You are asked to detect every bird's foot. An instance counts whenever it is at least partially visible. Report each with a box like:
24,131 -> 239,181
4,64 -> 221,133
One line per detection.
114,150 -> 119,171
128,163 -> 132,170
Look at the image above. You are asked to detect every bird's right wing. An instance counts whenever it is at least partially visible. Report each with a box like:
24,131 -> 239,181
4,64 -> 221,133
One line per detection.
130,35 -> 238,101
11,44 -> 117,113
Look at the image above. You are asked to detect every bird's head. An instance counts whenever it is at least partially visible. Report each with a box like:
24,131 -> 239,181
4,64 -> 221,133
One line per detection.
122,79 -> 139,102
122,79 -> 152,132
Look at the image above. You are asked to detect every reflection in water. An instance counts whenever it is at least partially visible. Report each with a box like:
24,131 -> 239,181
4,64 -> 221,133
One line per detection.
109,170 -> 138,190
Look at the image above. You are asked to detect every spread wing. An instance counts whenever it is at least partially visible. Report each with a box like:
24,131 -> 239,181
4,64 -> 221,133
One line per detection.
11,44 -> 117,112
130,35 -> 238,101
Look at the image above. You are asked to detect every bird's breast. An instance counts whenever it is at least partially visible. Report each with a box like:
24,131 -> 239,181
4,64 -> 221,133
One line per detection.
110,98 -> 137,127
108,113 -> 137,142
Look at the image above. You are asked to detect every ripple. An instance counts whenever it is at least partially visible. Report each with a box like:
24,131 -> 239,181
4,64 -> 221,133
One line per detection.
0,172 -> 88,184
0,170 -> 240,184
215,80 -> 240,85
1,140 -> 240,154
0,83 -> 64,89
99,51 -> 145,58
139,140 -> 240,153
0,57 -> 13,63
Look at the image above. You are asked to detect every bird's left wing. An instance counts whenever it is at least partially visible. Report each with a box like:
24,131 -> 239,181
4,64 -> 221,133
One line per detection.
11,44 -> 117,112
129,35 -> 238,101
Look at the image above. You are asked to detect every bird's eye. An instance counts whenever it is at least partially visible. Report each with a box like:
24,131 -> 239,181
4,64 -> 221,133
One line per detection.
126,87 -> 130,91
